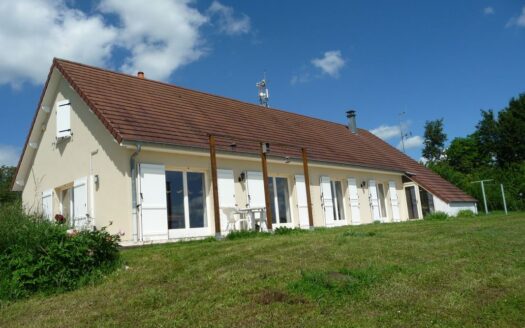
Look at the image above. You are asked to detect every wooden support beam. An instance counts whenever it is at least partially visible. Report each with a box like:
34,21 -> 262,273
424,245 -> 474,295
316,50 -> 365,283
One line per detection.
209,135 -> 221,234
260,143 -> 273,230
302,148 -> 314,227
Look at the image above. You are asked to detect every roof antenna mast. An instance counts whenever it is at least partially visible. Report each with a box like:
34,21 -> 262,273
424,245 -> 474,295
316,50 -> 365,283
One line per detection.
256,72 -> 269,108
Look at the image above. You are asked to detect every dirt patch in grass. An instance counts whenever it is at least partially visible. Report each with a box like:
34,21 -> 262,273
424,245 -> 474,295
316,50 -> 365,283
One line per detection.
253,289 -> 307,305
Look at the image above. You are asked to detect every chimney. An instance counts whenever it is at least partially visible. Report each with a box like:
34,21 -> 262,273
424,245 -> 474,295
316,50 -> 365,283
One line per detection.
137,71 -> 144,79
346,110 -> 357,134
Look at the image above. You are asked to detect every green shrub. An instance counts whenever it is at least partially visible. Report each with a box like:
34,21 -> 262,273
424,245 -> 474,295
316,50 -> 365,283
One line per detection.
456,209 -> 476,218
342,230 -> 377,237
274,227 -> 308,235
0,203 -> 120,301
424,211 -> 449,220
224,230 -> 269,240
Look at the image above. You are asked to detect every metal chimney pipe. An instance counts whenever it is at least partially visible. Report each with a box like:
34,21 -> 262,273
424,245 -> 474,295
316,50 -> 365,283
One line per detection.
346,110 -> 357,134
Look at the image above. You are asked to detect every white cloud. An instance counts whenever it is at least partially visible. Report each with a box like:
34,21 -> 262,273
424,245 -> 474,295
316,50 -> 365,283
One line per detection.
397,135 -> 424,150
506,6 -> 525,27
0,0 -> 117,87
207,1 -> 250,35
370,124 -> 401,140
99,0 -> 208,81
0,145 -> 20,166
290,72 -> 311,85
311,50 -> 345,78
483,7 -> 494,15
0,0 -> 251,86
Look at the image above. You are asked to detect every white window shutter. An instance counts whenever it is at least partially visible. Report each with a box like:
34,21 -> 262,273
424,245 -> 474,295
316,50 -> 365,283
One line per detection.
42,189 -> 53,220
320,176 -> 334,224
369,180 -> 380,221
218,169 -> 236,231
246,171 -> 265,208
139,164 -> 168,241
295,175 -> 309,228
218,169 -> 236,208
347,178 -> 361,225
56,100 -> 71,138
73,177 -> 88,229
388,181 -> 400,222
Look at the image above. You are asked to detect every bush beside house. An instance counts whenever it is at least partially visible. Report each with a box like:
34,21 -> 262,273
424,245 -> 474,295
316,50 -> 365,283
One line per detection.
0,203 -> 121,301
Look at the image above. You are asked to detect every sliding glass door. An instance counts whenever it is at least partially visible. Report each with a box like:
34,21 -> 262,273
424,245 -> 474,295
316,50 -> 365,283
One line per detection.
166,170 -> 208,238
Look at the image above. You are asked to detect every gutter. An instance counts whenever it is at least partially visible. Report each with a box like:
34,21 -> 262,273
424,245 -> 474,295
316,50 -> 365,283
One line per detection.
130,143 -> 141,242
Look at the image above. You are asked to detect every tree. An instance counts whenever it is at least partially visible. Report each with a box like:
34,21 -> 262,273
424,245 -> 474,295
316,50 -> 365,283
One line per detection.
422,118 -> 447,163
474,109 -> 498,166
496,93 -> 525,166
446,136 -> 480,173
0,166 -> 20,205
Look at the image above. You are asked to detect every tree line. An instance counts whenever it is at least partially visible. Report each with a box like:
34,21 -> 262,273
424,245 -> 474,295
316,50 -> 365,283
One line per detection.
422,92 -> 525,211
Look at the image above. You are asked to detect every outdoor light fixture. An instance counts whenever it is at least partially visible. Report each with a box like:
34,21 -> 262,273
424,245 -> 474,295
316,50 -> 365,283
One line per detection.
41,105 -> 51,113
29,141 -> 39,149
360,181 -> 366,188
94,174 -> 100,187
238,172 -> 246,182
284,156 -> 291,163
262,142 -> 270,154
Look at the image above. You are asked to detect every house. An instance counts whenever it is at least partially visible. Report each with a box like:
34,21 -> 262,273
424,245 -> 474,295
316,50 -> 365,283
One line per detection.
12,59 -> 477,245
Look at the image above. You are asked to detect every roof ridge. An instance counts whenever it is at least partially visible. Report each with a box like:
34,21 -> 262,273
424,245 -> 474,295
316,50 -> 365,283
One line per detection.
53,58 -> 352,130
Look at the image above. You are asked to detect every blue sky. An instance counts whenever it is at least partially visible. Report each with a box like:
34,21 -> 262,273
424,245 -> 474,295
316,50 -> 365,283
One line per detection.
1,0 -> 524,165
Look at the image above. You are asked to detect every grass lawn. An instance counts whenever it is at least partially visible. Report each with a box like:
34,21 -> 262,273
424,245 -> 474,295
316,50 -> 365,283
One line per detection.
1,213 -> 524,327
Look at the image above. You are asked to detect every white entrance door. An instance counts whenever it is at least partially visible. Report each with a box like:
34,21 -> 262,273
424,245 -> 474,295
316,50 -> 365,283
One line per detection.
320,176 -> 334,225
295,175 -> 310,228
139,164 -> 168,241
218,169 -> 236,232
73,177 -> 89,229
368,180 -> 381,222
347,178 -> 361,225
389,181 -> 401,222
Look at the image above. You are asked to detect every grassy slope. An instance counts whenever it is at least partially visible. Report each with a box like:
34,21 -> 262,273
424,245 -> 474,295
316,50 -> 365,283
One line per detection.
1,214 -> 524,327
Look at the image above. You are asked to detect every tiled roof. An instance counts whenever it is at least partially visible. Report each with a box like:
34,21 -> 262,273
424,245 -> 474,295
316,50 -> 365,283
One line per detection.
46,58 -> 475,202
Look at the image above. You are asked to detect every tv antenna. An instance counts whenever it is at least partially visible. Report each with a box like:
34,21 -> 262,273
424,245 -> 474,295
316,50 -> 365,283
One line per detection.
256,72 -> 269,108
398,111 -> 412,153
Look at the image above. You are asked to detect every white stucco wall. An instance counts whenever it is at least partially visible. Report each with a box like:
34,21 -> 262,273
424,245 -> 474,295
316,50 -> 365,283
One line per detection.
433,195 -> 477,216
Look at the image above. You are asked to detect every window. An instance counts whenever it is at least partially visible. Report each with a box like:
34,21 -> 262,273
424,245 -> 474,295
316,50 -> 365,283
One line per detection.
42,190 -> 53,220
166,171 -> 185,229
268,177 -> 291,225
377,183 -> 387,218
419,188 -> 435,217
330,181 -> 345,221
166,171 -> 206,230
56,100 -> 71,139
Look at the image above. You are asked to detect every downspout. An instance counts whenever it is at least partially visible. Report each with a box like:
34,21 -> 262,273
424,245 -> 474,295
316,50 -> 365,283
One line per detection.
130,144 -> 142,242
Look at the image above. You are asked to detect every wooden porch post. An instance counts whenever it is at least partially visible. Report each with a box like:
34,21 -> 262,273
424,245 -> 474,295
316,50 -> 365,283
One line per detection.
209,135 -> 221,235
302,148 -> 314,227
260,143 -> 273,230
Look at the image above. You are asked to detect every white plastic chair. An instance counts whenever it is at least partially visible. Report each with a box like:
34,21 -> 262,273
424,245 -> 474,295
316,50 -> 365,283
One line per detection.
222,207 -> 247,232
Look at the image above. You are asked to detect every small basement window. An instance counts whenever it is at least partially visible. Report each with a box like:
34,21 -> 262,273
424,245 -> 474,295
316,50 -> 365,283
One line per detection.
56,100 -> 71,139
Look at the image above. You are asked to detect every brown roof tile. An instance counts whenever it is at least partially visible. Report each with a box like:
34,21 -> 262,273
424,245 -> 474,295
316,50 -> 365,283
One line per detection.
50,58 -> 475,203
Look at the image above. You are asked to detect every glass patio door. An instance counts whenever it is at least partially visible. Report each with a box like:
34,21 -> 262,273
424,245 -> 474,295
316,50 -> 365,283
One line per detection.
268,177 -> 292,227
166,170 -> 208,238
405,186 -> 419,219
